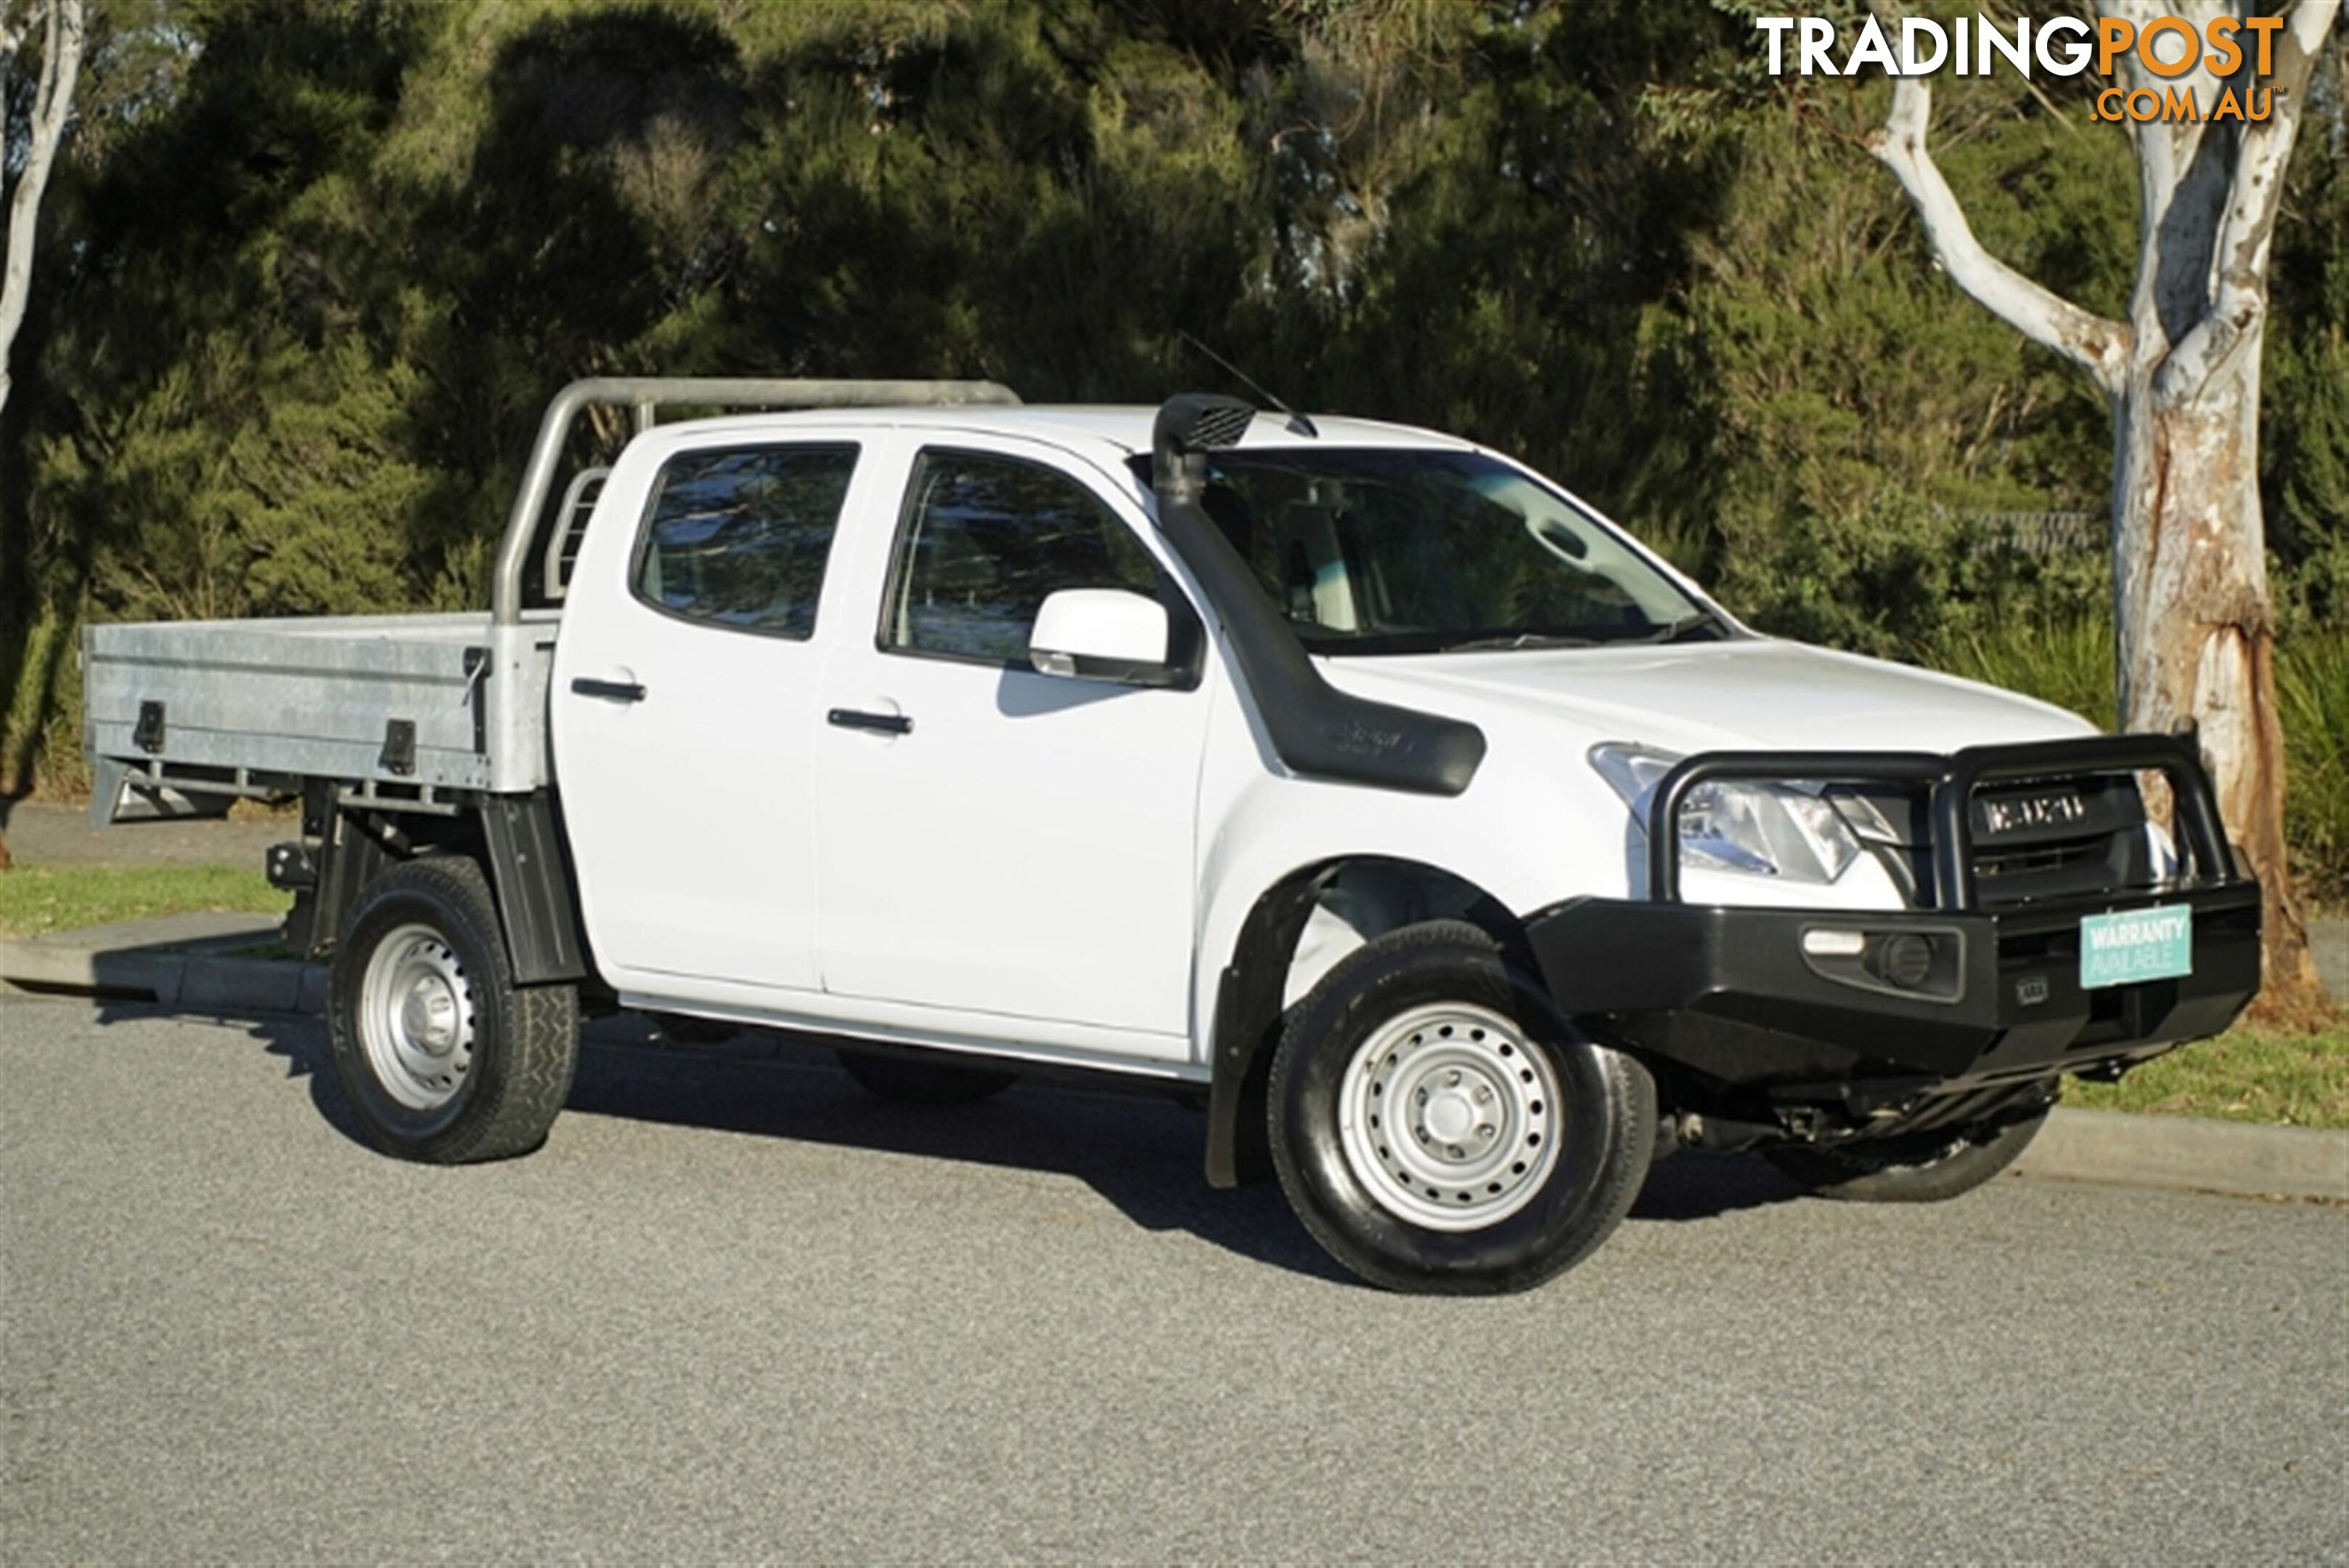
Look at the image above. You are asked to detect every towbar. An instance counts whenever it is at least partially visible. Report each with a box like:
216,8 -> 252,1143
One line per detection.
491,376 -> 1021,626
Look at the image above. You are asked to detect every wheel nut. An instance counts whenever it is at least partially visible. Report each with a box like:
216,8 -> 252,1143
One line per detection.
1478,1124 -> 1495,1139
1447,1070 -> 1463,1087
1447,1145 -> 1465,1159
1474,1085 -> 1493,1104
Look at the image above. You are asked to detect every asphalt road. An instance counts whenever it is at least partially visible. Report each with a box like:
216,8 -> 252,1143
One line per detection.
4,997 -> 2344,1564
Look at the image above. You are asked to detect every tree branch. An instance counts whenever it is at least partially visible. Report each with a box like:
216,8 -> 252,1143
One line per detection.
1868,75 -> 2131,395
2155,0 -> 2340,401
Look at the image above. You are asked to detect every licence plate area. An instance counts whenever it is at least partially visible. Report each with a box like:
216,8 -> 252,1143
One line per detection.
2079,903 -> 2194,989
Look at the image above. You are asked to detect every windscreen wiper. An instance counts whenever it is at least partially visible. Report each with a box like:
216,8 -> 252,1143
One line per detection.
1438,632 -> 1605,652
1617,611 -> 1728,645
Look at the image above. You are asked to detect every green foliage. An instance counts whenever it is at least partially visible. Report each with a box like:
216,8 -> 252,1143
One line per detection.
1916,610 -> 2115,730
2263,52 -> 2349,636
1667,68 -> 2125,655
2276,629 -> 2349,907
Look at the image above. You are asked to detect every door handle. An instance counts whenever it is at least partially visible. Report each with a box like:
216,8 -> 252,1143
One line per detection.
828,708 -> 912,735
571,677 -> 647,703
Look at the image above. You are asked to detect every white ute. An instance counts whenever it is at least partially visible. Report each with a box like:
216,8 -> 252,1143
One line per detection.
83,379 -> 2262,1293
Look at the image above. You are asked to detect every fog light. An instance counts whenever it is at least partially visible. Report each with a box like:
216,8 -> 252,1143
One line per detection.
1870,932 -> 1935,989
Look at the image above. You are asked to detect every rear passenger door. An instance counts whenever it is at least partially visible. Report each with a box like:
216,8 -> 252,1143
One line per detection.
814,438 -> 1210,1055
554,433 -> 873,997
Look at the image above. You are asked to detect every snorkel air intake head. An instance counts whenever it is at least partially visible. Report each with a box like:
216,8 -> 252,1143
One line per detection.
1153,393 -> 1256,506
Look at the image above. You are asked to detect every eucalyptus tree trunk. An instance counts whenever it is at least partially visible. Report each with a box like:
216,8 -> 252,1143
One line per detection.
1870,0 -> 2337,1020
0,0 -> 85,426
0,0 -> 84,872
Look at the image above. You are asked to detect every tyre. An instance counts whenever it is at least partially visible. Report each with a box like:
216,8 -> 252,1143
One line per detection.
328,855 -> 579,1164
836,1049 -> 1018,1106
1268,920 -> 1656,1295
1762,1101 -> 2051,1203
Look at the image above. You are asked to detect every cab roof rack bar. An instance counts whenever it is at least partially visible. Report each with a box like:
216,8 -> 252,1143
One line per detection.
491,376 -> 1021,626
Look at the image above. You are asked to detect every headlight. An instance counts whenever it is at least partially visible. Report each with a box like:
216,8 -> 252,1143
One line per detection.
1590,743 -> 1863,884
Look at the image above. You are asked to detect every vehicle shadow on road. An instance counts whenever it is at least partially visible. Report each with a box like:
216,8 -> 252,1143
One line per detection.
204,1007 -> 1355,1283
193,1006 -> 1805,1284
1631,1151 -> 1806,1220
587,1026 -> 1365,1282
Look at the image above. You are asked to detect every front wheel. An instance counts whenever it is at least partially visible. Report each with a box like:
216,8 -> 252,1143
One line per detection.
1762,1101 -> 2051,1203
328,856 -> 579,1164
1270,921 -> 1655,1295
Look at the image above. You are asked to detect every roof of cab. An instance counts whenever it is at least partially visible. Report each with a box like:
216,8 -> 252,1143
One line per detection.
655,403 -> 1476,457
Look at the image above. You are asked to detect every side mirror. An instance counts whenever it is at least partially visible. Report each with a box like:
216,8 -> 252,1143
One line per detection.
1029,589 -> 1174,685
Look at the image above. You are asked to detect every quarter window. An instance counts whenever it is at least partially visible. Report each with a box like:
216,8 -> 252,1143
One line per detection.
634,445 -> 858,638
883,449 -> 1162,665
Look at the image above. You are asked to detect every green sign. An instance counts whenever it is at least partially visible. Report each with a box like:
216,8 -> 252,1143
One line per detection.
2079,905 -> 2194,989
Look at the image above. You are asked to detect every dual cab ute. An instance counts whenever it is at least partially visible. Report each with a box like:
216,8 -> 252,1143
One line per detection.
83,378 -> 2263,1293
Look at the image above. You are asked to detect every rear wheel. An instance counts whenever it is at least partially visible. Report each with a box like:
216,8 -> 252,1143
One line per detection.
836,1049 -> 1018,1106
1269,921 -> 1654,1295
1762,1101 -> 2051,1203
328,856 -> 578,1164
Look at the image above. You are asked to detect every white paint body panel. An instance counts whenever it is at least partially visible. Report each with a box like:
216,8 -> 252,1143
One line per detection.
808,433 -> 1207,1053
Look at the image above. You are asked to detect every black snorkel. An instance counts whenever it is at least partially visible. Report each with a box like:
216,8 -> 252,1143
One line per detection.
1147,393 -> 1487,796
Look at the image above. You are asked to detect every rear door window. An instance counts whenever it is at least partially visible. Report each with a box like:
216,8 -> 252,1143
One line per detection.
633,445 -> 859,638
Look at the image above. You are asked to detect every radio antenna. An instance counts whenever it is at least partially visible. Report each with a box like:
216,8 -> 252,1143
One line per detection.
1180,331 -> 1318,438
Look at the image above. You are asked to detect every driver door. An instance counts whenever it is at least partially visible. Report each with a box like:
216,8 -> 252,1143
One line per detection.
813,438 -> 1210,1055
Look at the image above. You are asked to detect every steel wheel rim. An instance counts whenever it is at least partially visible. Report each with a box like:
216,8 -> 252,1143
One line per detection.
1338,1001 -> 1564,1231
359,923 -> 476,1111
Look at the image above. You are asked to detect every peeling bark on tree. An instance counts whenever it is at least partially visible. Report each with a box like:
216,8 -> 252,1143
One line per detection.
1868,0 -> 2338,1021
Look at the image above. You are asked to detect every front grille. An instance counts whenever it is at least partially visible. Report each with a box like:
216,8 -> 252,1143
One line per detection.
1975,836 -> 2109,881
1842,772 -> 2157,909
1966,774 -> 2151,906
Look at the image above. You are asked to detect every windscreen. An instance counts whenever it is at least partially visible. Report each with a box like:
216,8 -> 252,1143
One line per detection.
1129,448 -> 1723,655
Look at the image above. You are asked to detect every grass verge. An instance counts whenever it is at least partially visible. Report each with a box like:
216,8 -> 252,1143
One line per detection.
2066,1021 -> 2349,1129
0,864 -> 287,939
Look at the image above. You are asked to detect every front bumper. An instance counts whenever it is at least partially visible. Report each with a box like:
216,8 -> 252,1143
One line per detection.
1526,882 -> 2261,1101
1524,734 -> 2264,1114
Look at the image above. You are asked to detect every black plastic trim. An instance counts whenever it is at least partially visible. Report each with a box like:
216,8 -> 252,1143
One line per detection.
828,708 -> 912,735
378,719 -> 418,776
480,791 -> 589,984
1146,395 -> 1487,797
1525,881 -> 2260,1099
1204,871 -> 1323,1188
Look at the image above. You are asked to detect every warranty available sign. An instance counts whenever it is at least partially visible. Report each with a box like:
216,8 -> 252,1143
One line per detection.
2080,904 -> 2196,989
1754,12 -> 2295,123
